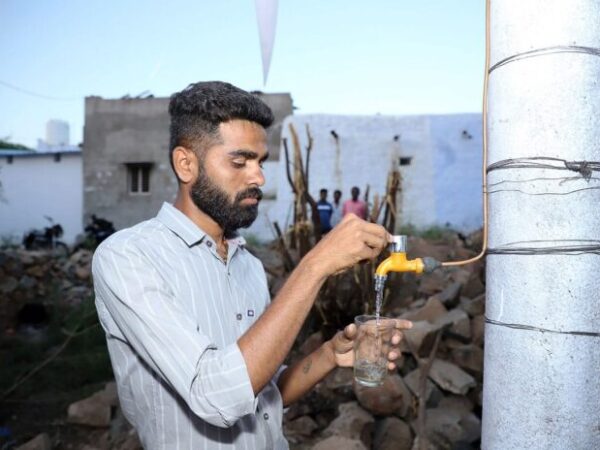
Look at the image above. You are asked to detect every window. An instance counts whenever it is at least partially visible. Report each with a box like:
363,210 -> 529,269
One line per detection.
399,157 -> 412,166
126,163 -> 153,194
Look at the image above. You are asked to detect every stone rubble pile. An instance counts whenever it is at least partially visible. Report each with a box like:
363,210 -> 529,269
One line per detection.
4,229 -> 486,449
0,249 -> 94,333
277,232 -> 487,449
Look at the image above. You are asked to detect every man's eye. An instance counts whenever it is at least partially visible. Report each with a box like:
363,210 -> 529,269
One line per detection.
232,159 -> 246,167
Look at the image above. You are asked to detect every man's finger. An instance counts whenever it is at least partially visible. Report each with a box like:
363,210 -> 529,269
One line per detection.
343,323 -> 357,340
394,319 -> 413,330
391,332 -> 402,345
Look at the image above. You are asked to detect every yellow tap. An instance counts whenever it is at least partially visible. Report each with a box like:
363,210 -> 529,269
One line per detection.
374,236 -> 440,293
375,251 -> 425,276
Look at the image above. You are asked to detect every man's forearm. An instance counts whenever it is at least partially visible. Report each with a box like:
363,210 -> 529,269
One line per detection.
237,255 -> 328,395
277,341 -> 336,407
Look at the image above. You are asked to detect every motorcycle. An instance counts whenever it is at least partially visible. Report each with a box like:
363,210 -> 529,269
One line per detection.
76,214 -> 116,249
22,216 -> 69,256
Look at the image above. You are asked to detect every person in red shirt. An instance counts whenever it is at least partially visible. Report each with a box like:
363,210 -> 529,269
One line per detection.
342,186 -> 367,219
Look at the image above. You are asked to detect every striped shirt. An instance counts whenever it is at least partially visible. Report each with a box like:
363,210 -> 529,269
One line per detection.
92,202 -> 288,449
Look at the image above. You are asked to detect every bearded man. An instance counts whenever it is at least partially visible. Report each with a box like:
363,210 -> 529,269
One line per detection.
92,81 -> 411,449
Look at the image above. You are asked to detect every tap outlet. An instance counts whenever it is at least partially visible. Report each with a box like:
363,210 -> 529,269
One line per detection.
374,235 -> 441,276
375,251 -> 425,276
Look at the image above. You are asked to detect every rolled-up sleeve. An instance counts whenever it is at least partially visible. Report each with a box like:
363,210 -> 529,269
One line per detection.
92,238 -> 257,428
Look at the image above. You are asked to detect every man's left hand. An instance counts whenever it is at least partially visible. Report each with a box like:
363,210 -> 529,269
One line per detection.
327,319 -> 413,371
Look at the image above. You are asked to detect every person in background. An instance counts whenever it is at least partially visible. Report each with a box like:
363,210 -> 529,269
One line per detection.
330,189 -> 343,227
342,186 -> 367,220
316,188 -> 334,234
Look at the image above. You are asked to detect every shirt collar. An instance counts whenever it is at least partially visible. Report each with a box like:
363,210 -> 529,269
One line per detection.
156,202 -> 247,250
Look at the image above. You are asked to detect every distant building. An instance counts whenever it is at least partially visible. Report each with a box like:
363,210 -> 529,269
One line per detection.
268,113 -> 484,240
0,147 -> 82,244
82,93 -> 293,231
82,94 -> 483,242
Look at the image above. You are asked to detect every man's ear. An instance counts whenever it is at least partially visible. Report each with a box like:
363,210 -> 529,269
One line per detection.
172,146 -> 198,184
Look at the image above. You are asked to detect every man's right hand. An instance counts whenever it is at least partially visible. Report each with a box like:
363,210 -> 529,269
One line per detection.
304,213 -> 391,277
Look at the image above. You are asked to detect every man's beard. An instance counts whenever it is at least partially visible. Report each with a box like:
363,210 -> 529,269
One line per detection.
190,167 -> 262,239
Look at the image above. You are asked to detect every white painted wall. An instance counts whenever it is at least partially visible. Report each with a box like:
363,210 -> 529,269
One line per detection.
0,152 -> 83,244
241,113 -> 483,241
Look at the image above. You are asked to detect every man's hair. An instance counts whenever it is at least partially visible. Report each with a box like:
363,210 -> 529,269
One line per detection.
320,188 -> 328,195
168,81 -> 274,172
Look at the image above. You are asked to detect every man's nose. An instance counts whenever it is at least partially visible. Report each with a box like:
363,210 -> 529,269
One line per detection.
248,162 -> 265,187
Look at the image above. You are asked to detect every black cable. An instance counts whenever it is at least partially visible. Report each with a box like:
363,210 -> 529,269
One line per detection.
489,45 -> 600,73
485,317 -> 600,338
0,80 -> 81,101
487,239 -> 600,256
487,157 -> 600,181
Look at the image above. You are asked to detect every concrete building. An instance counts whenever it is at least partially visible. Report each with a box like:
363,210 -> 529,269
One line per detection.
263,113 -> 484,241
0,148 -> 83,244
82,93 -> 483,242
82,93 -> 293,231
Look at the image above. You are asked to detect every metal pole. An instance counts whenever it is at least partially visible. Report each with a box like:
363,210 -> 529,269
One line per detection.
482,1 -> 600,448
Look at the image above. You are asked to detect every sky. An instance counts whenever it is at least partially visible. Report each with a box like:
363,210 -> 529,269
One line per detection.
0,0 -> 485,148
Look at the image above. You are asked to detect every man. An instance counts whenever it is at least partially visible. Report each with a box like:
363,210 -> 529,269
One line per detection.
330,189 -> 343,227
316,188 -> 334,234
92,81 -> 411,449
342,186 -> 368,220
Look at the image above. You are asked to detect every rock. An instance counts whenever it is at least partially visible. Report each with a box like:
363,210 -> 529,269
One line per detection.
284,415 -> 318,438
471,315 -> 485,346
103,381 -> 119,406
459,294 -> 485,317
354,373 -> 413,417
322,401 -> 374,447
415,407 -> 463,449
15,433 -> 52,450
111,429 -> 142,450
462,274 -> 485,299
404,369 -> 443,407
70,249 -> 93,264
414,406 -> 482,449
0,276 -> 18,294
417,272 -> 447,296
25,265 -> 45,278
80,430 -> 110,450
437,395 -> 475,415
401,297 -> 447,323
401,320 -> 445,358
410,436 -> 438,450
430,281 -> 463,308
67,391 -> 111,427
75,264 -> 92,280
433,309 -> 471,342
373,417 -> 412,450
312,436 -> 367,450
429,360 -> 476,395
18,275 -> 37,290
324,367 -> 354,390
459,411 -> 482,444
451,344 -> 484,375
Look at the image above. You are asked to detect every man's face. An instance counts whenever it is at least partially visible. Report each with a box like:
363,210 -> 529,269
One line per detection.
334,191 -> 341,203
189,120 -> 268,237
351,187 -> 359,200
320,191 -> 327,201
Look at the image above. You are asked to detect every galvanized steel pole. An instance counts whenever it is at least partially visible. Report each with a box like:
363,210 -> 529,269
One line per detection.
482,1 -> 600,448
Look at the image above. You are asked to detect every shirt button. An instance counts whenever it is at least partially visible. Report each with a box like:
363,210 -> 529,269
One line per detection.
236,313 -> 243,320
263,413 -> 269,420
206,241 -> 212,247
